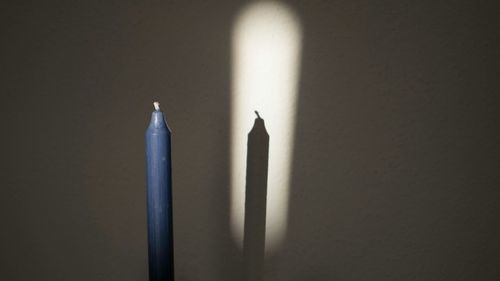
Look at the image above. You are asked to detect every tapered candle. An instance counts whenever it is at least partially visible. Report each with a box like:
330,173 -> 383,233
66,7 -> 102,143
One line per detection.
145,102 -> 174,281
243,111 -> 269,281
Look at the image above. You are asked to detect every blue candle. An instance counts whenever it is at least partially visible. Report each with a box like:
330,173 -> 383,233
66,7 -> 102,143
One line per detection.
145,102 -> 174,281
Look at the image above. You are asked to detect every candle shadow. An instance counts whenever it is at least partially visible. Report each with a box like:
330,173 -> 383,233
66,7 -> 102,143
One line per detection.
243,112 -> 269,281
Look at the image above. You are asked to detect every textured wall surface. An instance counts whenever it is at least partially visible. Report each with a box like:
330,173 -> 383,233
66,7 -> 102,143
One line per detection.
1,1 -> 499,280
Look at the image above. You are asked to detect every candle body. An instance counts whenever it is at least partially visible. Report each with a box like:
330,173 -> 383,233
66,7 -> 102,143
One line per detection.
243,117 -> 269,281
145,110 -> 174,281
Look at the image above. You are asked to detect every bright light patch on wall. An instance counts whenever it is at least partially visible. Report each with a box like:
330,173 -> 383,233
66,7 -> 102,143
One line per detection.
231,1 -> 302,254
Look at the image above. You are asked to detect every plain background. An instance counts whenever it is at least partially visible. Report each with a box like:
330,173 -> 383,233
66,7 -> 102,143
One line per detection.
1,1 -> 499,280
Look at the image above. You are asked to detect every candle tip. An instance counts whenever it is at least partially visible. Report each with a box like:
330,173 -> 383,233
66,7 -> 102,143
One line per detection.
254,110 -> 261,119
153,102 -> 160,111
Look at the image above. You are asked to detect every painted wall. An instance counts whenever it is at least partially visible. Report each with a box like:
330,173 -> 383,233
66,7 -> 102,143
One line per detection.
1,1 -> 499,280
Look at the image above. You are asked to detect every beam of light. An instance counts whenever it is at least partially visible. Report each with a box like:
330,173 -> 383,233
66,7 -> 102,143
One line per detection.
230,1 -> 302,254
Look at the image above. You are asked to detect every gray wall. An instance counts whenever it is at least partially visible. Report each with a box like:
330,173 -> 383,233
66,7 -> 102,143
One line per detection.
1,1 -> 499,280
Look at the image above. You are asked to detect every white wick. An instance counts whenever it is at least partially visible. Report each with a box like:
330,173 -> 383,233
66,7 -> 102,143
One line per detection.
153,101 -> 160,111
